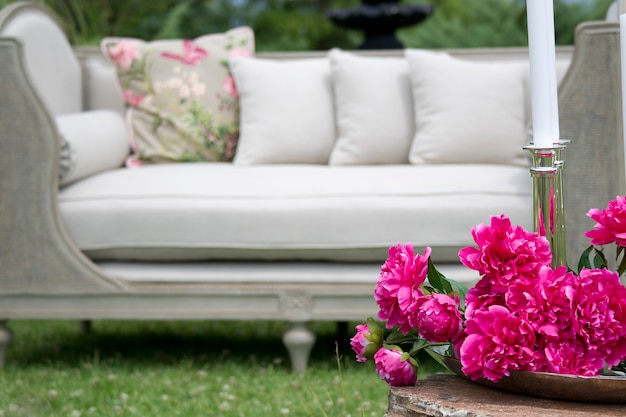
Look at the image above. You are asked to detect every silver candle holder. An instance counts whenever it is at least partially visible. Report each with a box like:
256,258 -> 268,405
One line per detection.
524,140 -> 569,268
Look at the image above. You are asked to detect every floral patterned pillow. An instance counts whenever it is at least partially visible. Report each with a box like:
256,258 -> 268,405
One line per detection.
101,27 -> 254,165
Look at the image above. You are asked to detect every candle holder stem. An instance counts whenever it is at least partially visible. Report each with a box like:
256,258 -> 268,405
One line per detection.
524,142 -> 567,268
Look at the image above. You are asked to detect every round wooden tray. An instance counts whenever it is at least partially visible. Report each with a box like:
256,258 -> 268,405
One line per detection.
444,356 -> 626,403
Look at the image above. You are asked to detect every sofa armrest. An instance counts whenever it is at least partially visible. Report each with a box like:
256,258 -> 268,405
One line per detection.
0,37 -> 124,294
559,21 -> 625,267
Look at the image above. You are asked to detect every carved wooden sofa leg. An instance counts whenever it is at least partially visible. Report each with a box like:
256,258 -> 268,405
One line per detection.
282,323 -> 316,373
0,321 -> 12,368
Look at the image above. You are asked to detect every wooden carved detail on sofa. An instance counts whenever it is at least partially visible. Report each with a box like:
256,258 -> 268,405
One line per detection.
558,21 -> 625,268
0,39 -> 125,294
281,290 -> 313,319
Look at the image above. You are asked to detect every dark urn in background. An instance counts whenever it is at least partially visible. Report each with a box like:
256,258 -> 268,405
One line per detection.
327,0 -> 434,50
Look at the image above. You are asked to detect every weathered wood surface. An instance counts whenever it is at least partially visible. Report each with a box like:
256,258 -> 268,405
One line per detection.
386,374 -> 626,417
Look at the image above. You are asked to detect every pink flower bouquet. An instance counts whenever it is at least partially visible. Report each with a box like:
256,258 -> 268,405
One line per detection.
353,196 -> 626,386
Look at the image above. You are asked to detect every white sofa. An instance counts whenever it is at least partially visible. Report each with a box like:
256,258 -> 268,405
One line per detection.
0,2 -> 623,372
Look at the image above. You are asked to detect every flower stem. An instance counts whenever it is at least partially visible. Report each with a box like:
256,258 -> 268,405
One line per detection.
384,337 -> 418,345
617,246 -> 626,276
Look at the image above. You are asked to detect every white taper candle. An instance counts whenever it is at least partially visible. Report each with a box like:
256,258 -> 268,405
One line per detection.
526,0 -> 558,148
619,13 -> 626,171
545,0 -> 560,142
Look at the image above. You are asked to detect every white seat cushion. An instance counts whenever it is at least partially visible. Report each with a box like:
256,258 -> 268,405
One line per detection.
58,164 -> 532,263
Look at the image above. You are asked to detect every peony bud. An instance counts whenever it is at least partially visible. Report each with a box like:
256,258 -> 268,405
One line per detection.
350,318 -> 383,362
373,347 -> 417,386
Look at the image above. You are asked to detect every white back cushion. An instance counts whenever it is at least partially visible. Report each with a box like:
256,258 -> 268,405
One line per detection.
229,56 -> 336,165
405,49 -> 528,166
328,49 -> 413,165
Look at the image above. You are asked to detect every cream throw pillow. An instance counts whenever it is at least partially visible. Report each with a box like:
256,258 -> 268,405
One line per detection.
405,49 -> 528,166
229,57 -> 336,165
328,49 -> 413,165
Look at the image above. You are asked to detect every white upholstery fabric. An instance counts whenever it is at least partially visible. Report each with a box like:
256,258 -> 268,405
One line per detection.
82,55 -> 126,115
58,164 -> 532,263
606,1 -> 618,21
405,49 -> 529,166
328,49 -> 413,165
98,261 -> 480,286
56,110 -> 130,185
230,57 -> 336,165
0,7 -> 81,115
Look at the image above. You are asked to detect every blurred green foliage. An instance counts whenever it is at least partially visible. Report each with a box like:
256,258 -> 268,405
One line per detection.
0,0 -> 616,50
401,0 -> 615,47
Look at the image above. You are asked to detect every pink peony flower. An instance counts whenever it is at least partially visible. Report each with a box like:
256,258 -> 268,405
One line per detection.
540,337 -> 603,376
374,244 -> 431,334
355,209 -> 626,382
585,196 -> 626,246
374,347 -> 417,386
458,215 -> 551,293
573,268 -> 626,367
412,294 -> 462,342
505,265 -> 577,339
108,40 -> 139,71
504,265 -> 626,375
459,305 -> 537,382
223,75 -> 238,99
464,277 -> 505,319
350,321 -> 382,362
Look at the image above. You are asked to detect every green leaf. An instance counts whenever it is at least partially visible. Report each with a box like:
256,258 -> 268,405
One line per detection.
383,344 -> 403,352
387,329 -> 404,342
409,339 -> 428,355
364,342 -> 380,359
444,277 -> 469,302
423,347 -> 450,371
577,245 -> 595,273
593,248 -> 608,269
426,258 -> 468,305
421,285 -> 436,295
427,258 -> 453,294
366,317 -> 383,343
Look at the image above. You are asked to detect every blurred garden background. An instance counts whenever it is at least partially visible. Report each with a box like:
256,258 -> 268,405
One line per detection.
0,0 -> 616,50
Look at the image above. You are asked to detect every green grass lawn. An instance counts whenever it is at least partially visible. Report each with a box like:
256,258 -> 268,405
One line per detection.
0,320 -> 393,417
